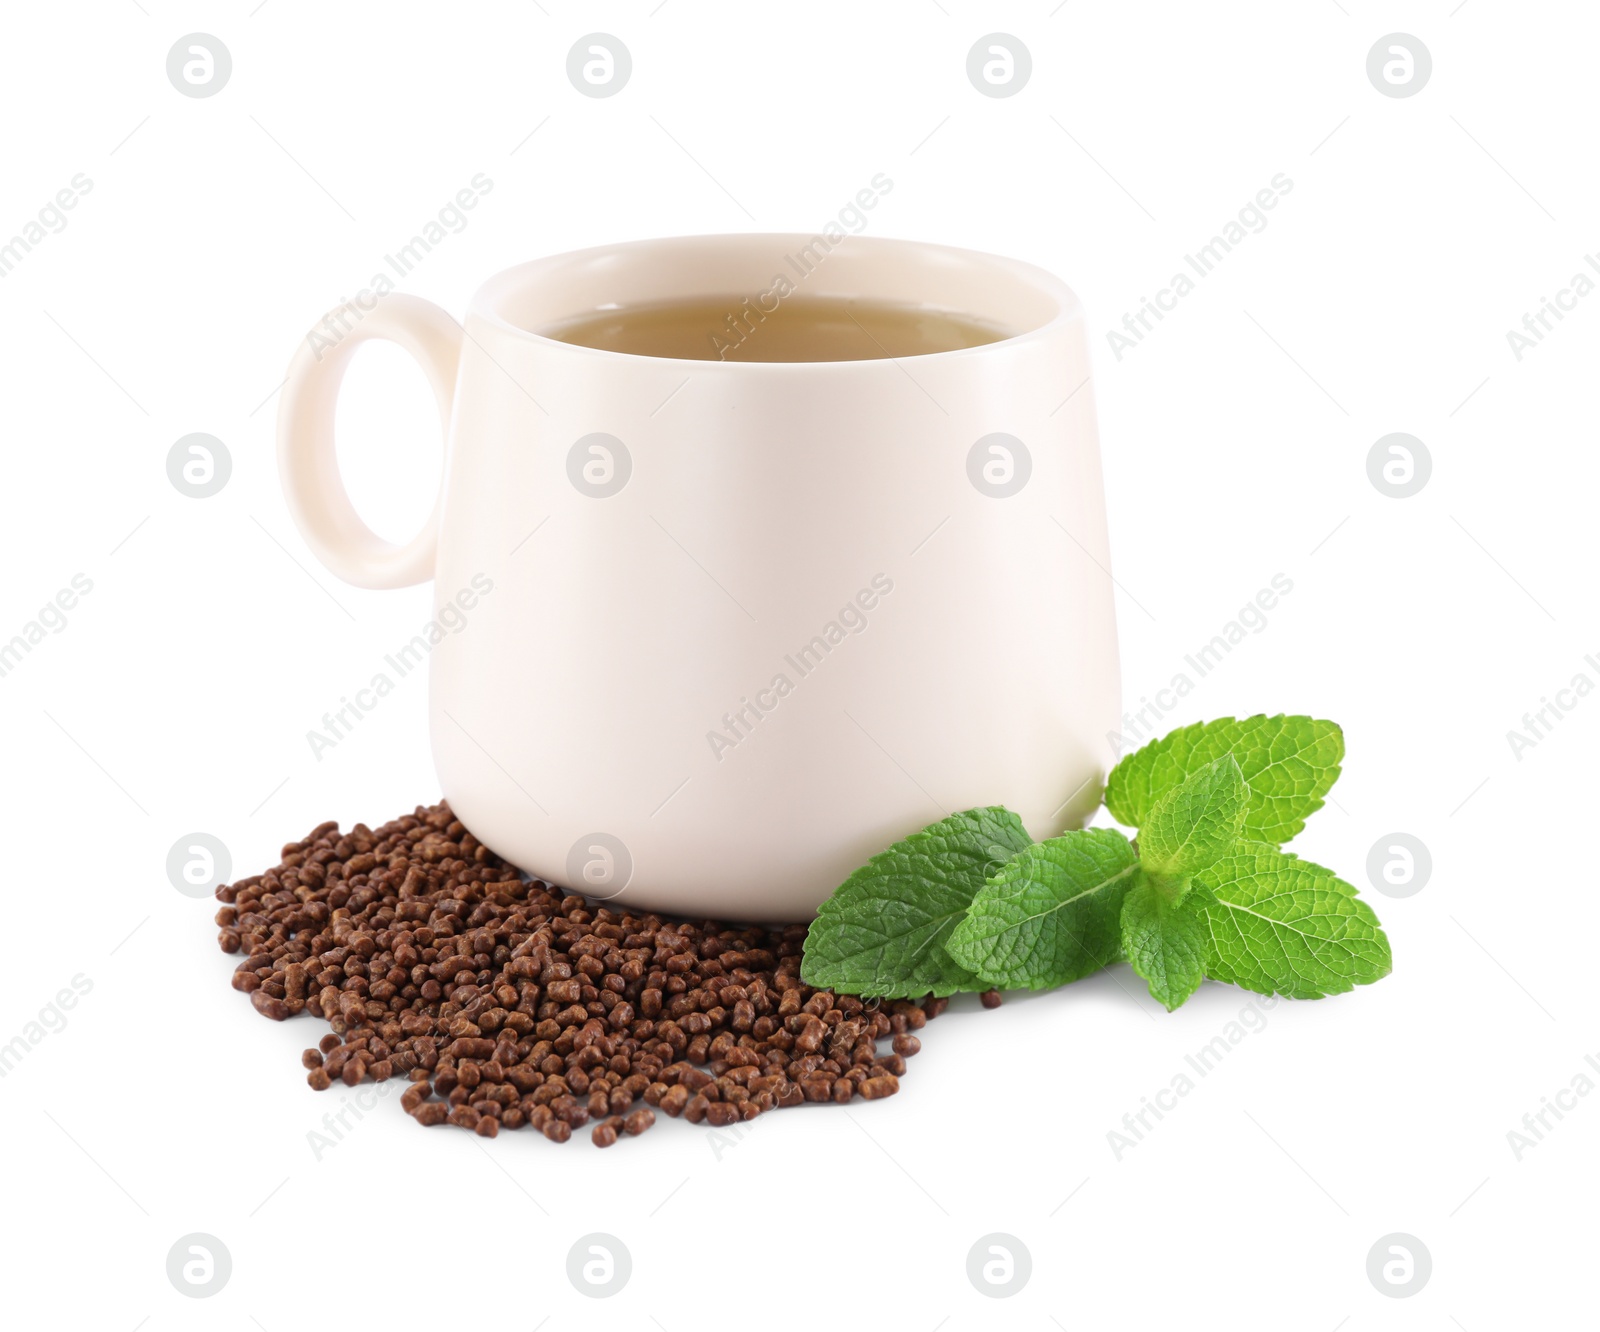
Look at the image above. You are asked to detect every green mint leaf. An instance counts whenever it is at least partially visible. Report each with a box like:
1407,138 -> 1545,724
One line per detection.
1194,843 -> 1392,999
945,828 -> 1139,990
1120,875 -> 1210,1011
1105,715 -> 1344,845
1138,754 -> 1248,876
800,807 -> 1033,998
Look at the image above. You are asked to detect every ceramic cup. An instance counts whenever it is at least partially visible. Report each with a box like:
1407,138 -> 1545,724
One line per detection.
278,234 -> 1119,920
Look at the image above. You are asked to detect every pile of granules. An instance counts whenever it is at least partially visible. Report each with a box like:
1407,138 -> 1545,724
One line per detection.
216,802 -> 957,1145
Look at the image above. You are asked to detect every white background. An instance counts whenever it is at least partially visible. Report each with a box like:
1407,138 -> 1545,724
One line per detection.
1,2 -> 1593,1327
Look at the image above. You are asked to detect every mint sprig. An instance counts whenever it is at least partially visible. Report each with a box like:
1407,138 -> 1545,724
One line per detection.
799,714 -> 1392,1011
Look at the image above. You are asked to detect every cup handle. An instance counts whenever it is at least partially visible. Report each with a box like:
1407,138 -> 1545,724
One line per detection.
276,294 -> 464,589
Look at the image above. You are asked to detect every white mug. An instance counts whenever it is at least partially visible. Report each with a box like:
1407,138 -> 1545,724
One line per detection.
278,234 -> 1119,920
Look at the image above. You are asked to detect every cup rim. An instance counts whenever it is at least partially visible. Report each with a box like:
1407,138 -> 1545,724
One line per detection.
467,233 -> 1082,369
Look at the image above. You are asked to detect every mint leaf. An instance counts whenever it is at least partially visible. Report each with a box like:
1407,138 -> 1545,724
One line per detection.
1139,754 -> 1248,877
1105,715 -> 1343,845
1194,843 -> 1392,999
800,807 -> 1033,998
945,829 -> 1139,990
1121,875 -> 1210,1011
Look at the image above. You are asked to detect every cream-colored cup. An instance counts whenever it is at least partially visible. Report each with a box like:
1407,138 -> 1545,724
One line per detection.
278,234 -> 1119,920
